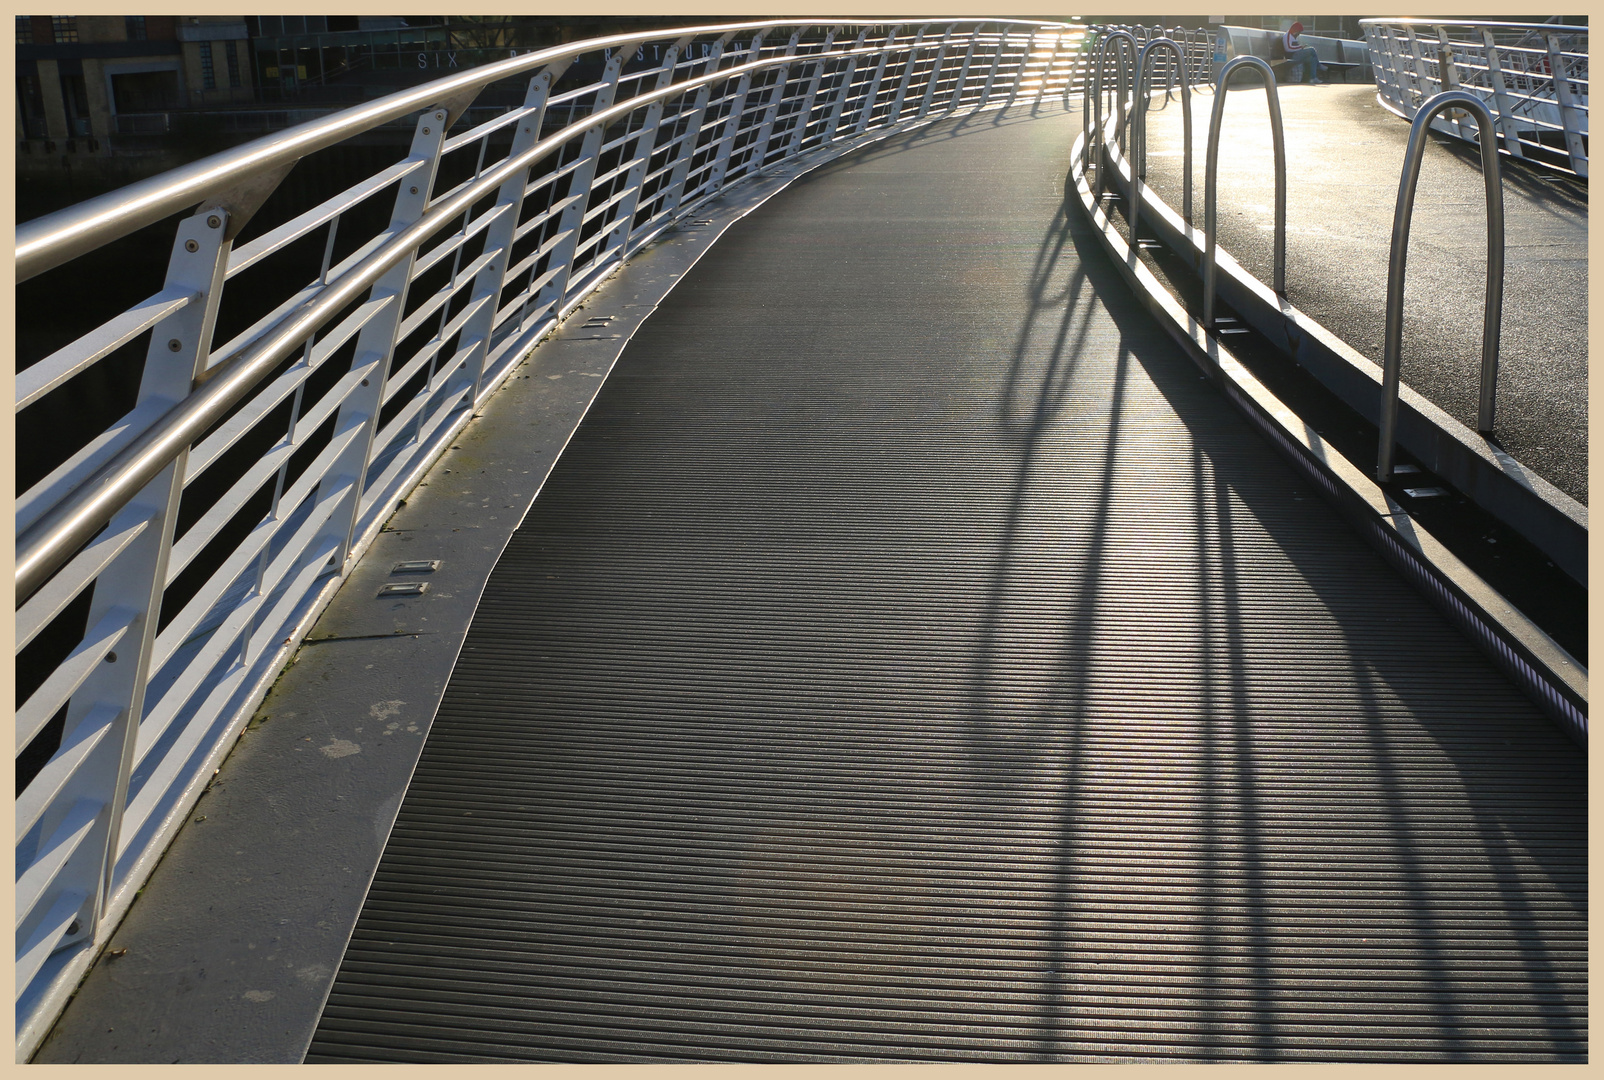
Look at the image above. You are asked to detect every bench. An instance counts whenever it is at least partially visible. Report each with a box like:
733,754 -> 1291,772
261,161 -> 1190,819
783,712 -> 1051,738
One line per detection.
1221,25 -> 1367,84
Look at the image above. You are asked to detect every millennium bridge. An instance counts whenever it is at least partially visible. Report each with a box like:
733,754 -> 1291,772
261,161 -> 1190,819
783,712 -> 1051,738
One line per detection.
16,19 -> 1586,1062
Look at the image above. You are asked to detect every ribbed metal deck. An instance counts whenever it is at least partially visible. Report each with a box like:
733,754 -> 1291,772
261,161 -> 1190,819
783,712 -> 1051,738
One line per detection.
306,110 -> 1585,1063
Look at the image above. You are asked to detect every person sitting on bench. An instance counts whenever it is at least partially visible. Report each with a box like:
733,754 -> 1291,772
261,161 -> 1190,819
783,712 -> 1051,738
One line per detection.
1279,21 -> 1325,84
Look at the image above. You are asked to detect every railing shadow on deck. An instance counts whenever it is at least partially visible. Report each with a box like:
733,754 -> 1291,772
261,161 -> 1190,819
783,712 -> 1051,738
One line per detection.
948,174 -> 1582,1059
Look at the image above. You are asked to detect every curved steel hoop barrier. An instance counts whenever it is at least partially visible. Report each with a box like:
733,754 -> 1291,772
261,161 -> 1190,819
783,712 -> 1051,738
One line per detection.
1377,90 -> 1506,482
1129,37 -> 1194,244
1087,30 -> 1138,205
12,18 -> 1088,1058
1203,56 -> 1286,326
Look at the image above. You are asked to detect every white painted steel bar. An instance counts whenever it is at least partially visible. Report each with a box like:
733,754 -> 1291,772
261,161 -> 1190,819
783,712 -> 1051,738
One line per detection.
15,288 -> 195,412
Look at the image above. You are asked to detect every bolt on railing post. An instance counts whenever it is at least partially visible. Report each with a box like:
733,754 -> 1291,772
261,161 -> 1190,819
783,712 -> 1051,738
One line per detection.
455,65 -> 566,409
708,31 -> 769,191
916,26 -> 955,120
14,207 -> 231,979
853,25 -> 902,135
787,27 -> 838,157
601,42 -> 687,269
1544,35 -> 1588,176
1479,32 -> 1525,160
662,37 -> 731,214
1377,90 -> 1504,481
318,108 -> 452,569
822,28 -> 869,143
534,52 -> 625,317
886,24 -> 931,124
1203,55 -> 1286,328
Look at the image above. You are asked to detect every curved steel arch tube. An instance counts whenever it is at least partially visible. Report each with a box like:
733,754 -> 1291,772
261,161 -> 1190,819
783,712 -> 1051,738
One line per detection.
1203,56 -> 1285,328
1377,90 -> 1505,482
1129,37 -> 1193,244
1088,29 -> 1138,205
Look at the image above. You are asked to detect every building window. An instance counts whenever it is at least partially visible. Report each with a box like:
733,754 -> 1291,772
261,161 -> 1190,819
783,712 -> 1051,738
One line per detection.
15,15 -> 32,44
51,16 -> 77,43
226,40 -> 241,87
199,41 -> 216,90
125,16 -> 146,41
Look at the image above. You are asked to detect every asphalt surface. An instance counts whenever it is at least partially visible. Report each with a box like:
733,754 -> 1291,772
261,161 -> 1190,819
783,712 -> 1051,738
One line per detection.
1133,84 -> 1588,505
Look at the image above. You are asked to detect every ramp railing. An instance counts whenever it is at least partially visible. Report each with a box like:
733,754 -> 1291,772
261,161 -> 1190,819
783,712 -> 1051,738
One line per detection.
13,18 -> 1087,1058
1363,18 -> 1589,177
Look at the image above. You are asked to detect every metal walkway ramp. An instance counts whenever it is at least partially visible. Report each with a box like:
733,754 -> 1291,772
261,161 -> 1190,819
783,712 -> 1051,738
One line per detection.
306,110 -> 1583,1062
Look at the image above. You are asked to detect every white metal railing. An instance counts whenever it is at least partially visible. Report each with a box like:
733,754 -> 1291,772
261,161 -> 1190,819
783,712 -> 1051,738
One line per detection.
1363,18 -> 1589,177
12,18 -> 1087,1059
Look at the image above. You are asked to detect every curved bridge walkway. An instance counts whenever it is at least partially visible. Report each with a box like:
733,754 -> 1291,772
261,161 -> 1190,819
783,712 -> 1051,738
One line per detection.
43,104 -> 1585,1063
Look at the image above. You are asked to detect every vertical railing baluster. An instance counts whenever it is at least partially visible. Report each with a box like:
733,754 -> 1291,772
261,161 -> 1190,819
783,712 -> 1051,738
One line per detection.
887,24 -> 931,124
662,36 -> 731,215
1008,27 -> 1037,105
453,65 -> 567,408
533,53 -> 624,321
600,42 -> 687,271
17,207 -> 232,967
787,27 -> 838,157
977,24 -> 1005,109
853,25 -> 902,135
750,29 -> 804,172
822,29 -> 870,143
1481,31 -> 1525,160
709,31 -> 769,192
946,24 -> 982,113
316,108 -> 451,570
916,26 -> 955,119
1544,35 -> 1588,176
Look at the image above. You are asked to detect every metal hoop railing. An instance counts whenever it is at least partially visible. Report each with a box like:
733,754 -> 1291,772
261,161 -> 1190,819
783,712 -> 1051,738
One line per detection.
1377,90 -> 1506,482
1203,56 -> 1287,327
1088,30 -> 1138,206
1130,38 -> 1194,244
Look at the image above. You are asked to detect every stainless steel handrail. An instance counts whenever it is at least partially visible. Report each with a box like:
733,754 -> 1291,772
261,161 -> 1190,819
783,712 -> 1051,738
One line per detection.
1129,37 -> 1193,244
1203,56 -> 1285,327
1376,90 -> 1505,482
1089,30 -> 1138,206
14,44 -> 904,601
15,18 -> 1065,282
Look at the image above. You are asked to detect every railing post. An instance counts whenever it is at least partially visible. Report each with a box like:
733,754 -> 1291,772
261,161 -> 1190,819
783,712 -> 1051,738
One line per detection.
1034,26 -> 1066,107
916,26 -> 955,120
453,64 -> 567,408
1007,27 -> 1037,105
1405,26 -> 1436,106
318,107 -> 452,568
822,28 -> 870,143
852,25 -> 902,135
533,52 -> 624,318
750,29 -> 803,172
1203,56 -> 1286,327
708,31 -> 769,191
1377,90 -> 1505,480
1480,32 -> 1525,160
886,24 -> 931,124
662,36 -> 732,214
786,27 -> 838,156
1433,27 -> 1476,145
1544,35 -> 1588,177
14,207 -> 231,988
977,23 -> 1005,109
599,41 -> 688,268
946,24 -> 983,113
